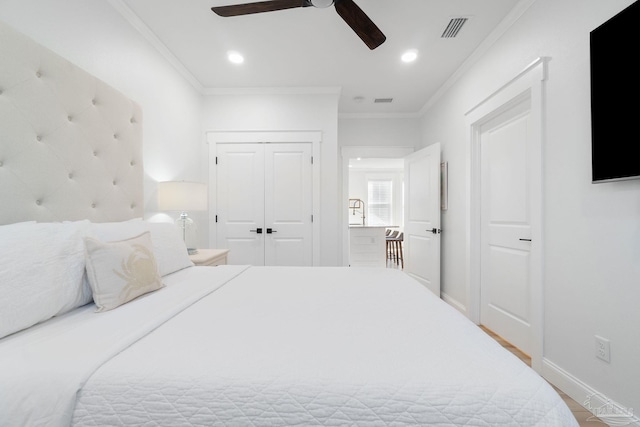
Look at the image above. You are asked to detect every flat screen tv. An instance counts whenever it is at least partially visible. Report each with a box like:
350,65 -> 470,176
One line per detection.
590,1 -> 640,183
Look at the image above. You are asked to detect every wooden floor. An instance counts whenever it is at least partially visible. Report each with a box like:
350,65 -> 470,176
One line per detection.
479,326 -> 602,426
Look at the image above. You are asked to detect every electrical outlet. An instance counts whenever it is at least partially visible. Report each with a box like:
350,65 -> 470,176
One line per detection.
595,336 -> 610,363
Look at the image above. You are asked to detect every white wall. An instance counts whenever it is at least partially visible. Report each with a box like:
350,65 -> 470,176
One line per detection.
202,92 -> 341,266
420,0 -> 639,415
339,117 -> 421,147
0,0 -> 206,243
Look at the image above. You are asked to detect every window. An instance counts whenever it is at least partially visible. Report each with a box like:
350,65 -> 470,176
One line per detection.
367,180 -> 392,225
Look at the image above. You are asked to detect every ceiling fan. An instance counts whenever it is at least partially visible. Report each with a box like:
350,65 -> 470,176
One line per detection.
211,0 -> 386,50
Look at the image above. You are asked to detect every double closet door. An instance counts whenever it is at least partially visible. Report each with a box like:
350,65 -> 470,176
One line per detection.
215,143 -> 313,266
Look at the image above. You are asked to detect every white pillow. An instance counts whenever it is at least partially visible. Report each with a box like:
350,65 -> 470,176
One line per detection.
85,218 -> 146,242
0,220 -> 90,339
86,220 -> 193,277
147,222 -> 193,276
84,232 -> 164,312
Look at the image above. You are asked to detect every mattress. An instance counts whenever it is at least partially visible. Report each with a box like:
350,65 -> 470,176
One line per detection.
65,266 -> 577,426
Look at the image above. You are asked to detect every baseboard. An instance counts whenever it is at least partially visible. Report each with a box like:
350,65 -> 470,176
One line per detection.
542,358 -> 639,426
441,292 -> 467,316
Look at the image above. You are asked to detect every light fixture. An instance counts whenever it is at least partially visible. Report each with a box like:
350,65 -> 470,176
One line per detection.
227,50 -> 244,64
158,181 -> 208,254
310,0 -> 334,7
401,49 -> 418,63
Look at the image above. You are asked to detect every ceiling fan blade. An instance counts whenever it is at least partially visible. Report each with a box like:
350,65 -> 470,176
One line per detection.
212,0 -> 307,17
334,0 -> 386,50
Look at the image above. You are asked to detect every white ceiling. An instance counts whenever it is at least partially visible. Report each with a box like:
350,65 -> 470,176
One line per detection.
119,0 -> 521,115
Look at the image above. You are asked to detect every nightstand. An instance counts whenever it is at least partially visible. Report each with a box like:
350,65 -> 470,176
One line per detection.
189,249 -> 230,266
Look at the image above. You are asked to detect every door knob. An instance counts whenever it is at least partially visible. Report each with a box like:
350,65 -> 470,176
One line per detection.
250,228 -> 263,234
266,228 -> 277,234
519,238 -> 532,242
427,228 -> 442,234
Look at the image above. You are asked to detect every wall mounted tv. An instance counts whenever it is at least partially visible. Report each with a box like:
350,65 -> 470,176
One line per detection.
590,0 -> 640,183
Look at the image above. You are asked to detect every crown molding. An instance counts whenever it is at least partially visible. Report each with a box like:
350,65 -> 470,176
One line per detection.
106,0 -> 204,93
418,0 -> 537,116
339,112 -> 422,120
203,86 -> 342,96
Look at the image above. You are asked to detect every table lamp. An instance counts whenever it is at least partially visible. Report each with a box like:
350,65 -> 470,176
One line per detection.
158,181 -> 208,254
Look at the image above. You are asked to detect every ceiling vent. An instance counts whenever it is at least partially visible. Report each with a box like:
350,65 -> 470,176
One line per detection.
441,17 -> 468,38
374,98 -> 393,104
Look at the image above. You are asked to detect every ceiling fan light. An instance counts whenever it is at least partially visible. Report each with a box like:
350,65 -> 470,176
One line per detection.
401,49 -> 418,63
310,0 -> 334,8
227,51 -> 244,64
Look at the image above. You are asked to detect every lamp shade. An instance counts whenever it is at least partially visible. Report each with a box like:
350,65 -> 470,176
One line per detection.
158,181 -> 208,211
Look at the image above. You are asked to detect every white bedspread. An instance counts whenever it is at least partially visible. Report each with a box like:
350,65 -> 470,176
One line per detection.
0,265 -> 250,427
67,266 -> 577,426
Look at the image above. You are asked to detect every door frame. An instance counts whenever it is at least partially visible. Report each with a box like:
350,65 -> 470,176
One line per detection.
207,131 -> 322,266
341,146 -> 415,266
465,57 -> 548,372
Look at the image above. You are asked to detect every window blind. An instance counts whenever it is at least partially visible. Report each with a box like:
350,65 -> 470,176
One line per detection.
367,180 -> 392,226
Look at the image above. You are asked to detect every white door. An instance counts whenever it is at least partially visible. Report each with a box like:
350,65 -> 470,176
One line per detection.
216,144 -> 266,265
216,143 -> 313,266
480,99 -> 534,355
404,143 -> 441,296
264,143 -> 313,266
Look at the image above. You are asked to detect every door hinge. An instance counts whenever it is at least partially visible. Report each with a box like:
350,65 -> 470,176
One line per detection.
311,156 -> 314,165
215,156 -> 218,165
311,214 -> 314,223
215,215 -> 218,223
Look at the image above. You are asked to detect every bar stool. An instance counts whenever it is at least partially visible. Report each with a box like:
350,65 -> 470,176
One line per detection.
386,230 -> 399,261
393,232 -> 404,268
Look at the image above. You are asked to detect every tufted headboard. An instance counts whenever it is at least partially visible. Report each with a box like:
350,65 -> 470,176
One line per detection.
0,21 -> 143,225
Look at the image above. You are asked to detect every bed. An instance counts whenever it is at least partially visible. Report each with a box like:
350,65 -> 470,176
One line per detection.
0,20 -> 578,427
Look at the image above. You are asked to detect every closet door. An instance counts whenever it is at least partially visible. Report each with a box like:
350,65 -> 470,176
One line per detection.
216,143 -> 313,266
216,144 -> 265,266
264,143 -> 313,266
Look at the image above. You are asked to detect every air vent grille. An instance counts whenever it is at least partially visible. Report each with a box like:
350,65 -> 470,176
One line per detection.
441,17 -> 468,38
374,98 -> 393,103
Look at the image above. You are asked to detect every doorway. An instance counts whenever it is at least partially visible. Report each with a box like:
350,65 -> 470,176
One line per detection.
466,57 -> 547,372
341,146 -> 413,267
341,145 -> 442,297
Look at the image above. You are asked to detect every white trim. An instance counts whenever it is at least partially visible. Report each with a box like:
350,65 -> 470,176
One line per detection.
441,292 -> 467,316
339,112 -> 423,120
542,358 -> 640,426
204,87 -> 342,96
206,131 -> 322,267
106,0 -> 204,93
465,57 -> 548,373
419,0 -> 536,116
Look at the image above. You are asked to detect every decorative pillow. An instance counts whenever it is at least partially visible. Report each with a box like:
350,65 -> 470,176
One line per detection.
0,220 -> 90,339
84,232 -> 164,312
147,222 -> 193,276
85,218 -> 146,242
86,220 -> 193,277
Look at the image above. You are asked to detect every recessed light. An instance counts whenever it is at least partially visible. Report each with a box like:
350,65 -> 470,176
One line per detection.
401,49 -> 418,63
227,51 -> 244,64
